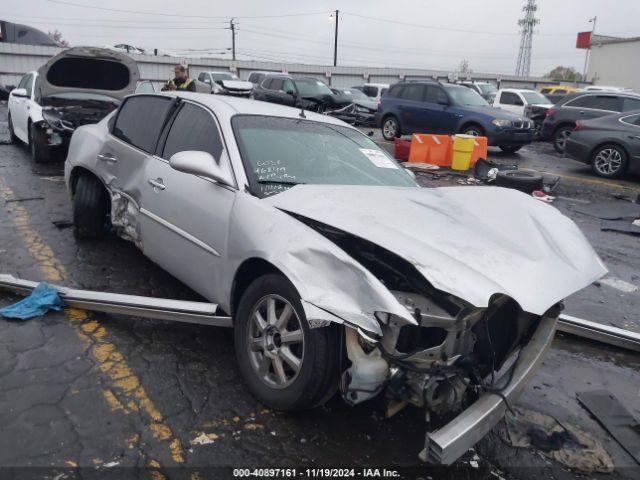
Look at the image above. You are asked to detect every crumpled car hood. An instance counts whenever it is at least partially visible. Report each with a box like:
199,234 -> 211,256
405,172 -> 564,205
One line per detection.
267,185 -> 607,316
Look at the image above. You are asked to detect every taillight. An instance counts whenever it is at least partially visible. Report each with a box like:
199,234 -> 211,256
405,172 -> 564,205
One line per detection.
546,108 -> 556,117
574,122 -> 585,131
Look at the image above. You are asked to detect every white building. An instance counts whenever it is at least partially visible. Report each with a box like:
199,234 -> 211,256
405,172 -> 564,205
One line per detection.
587,35 -> 640,92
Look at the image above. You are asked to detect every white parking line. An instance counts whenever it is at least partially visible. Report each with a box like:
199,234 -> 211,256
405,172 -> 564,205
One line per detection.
600,277 -> 639,293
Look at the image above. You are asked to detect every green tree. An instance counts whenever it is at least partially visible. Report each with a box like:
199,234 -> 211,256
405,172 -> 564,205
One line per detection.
546,66 -> 583,82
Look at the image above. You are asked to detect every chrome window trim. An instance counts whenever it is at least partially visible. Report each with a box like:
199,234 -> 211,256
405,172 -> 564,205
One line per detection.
619,115 -> 640,128
139,207 -> 221,257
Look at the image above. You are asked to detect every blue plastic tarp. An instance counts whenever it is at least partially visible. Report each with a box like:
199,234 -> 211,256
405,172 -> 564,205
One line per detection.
0,282 -> 64,320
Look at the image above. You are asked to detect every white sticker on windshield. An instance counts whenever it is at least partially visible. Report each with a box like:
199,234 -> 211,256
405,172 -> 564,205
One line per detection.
359,148 -> 398,169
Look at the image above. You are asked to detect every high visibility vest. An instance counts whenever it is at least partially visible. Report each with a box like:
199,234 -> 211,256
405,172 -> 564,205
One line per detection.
168,79 -> 194,90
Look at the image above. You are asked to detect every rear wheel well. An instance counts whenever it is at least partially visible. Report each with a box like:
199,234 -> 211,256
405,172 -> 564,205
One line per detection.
553,122 -> 575,136
231,258 -> 283,316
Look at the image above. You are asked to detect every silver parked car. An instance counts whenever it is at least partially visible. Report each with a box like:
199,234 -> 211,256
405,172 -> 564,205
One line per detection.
64,91 -> 606,463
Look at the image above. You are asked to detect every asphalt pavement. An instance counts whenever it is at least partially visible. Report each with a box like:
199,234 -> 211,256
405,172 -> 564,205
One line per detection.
1,103 -> 639,479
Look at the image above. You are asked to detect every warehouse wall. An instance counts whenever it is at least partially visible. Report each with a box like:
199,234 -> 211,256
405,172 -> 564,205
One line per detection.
588,40 -> 640,91
1,42 -> 559,91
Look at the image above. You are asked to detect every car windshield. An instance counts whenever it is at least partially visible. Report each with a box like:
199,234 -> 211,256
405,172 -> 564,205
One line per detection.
443,85 -> 489,106
341,89 -> 369,100
295,79 -> 333,97
521,91 -> 550,104
479,84 -> 497,94
232,115 -> 417,198
211,73 -> 236,81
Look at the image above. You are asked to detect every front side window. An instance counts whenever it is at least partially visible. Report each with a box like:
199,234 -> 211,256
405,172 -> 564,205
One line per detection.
162,103 -> 224,161
113,96 -> 173,153
232,115 -> 416,198
443,85 -> 489,107
362,86 -> 379,97
270,79 -> 284,91
478,84 -> 497,94
500,92 -> 523,106
521,91 -> 549,104
424,85 -> 447,104
295,79 -> 333,96
555,89 -> 567,95
17,74 -> 30,90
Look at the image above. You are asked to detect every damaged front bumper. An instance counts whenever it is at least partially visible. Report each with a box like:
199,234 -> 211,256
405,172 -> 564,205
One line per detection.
423,314 -> 556,464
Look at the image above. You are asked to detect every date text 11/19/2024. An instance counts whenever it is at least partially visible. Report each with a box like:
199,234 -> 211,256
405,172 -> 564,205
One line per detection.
233,468 -> 401,478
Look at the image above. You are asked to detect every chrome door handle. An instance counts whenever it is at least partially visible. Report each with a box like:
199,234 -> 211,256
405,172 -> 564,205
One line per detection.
97,153 -> 118,164
148,178 -> 166,191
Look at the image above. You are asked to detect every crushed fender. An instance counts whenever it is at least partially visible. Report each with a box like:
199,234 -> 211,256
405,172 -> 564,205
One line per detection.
0,282 -> 63,320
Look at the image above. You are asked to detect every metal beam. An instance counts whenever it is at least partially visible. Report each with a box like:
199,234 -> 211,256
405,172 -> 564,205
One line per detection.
0,274 -> 232,327
558,314 -> 640,353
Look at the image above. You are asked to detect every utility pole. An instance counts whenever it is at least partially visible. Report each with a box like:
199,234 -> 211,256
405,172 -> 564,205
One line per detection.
230,18 -> 236,61
583,16 -> 597,81
515,0 -> 539,77
333,9 -> 339,67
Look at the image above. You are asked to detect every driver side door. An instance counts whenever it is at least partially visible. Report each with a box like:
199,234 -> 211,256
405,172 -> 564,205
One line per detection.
139,101 -> 236,301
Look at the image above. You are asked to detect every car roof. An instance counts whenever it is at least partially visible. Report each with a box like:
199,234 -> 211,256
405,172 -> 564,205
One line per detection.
500,88 -> 538,93
152,91 -> 349,126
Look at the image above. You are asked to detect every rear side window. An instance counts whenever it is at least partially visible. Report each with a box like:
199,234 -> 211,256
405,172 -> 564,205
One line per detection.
555,89 -> 567,95
113,96 -> 173,153
162,103 -> 223,161
362,86 -> 379,97
270,79 -> 284,91
398,84 -> 424,101
621,97 -> 640,112
500,92 -> 523,105
621,114 -> 640,127
568,95 -> 620,111
47,57 -> 130,91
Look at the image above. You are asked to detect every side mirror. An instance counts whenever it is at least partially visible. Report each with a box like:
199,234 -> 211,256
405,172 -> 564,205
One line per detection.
11,88 -> 28,98
285,87 -> 295,95
169,151 -> 233,186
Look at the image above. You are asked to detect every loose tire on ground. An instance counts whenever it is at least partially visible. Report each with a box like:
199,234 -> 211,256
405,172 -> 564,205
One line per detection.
494,170 -> 544,193
234,274 -> 339,411
73,174 -> 110,239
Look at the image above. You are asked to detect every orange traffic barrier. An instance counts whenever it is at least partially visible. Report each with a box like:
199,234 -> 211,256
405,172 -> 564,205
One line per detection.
408,134 -> 452,166
469,136 -> 488,167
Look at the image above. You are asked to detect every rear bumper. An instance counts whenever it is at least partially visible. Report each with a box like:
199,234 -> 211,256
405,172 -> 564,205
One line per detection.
424,314 -> 557,464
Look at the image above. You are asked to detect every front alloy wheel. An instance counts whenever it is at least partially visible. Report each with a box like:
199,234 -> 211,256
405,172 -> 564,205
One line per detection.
248,294 -> 304,389
234,274 -> 339,411
382,117 -> 399,141
591,145 -> 628,178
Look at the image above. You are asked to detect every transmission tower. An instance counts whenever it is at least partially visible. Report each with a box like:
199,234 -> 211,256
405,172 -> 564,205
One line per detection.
515,0 -> 540,77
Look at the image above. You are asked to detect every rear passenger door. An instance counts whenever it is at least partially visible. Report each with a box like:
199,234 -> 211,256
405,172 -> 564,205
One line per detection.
396,84 -> 427,133
103,95 -> 175,208
139,101 -> 236,301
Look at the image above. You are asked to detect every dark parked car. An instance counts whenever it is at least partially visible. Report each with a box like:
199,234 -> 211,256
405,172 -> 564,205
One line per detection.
252,75 -> 351,113
541,91 -> 640,153
328,88 -> 378,126
377,81 -> 534,153
564,110 -> 640,178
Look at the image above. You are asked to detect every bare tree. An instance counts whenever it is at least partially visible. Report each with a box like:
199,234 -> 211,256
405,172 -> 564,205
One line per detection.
458,59 -> 472,76
47,30 -> 69,47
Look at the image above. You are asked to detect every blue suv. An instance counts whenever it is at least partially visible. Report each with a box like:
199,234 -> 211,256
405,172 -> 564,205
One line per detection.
377,81 -> 534,153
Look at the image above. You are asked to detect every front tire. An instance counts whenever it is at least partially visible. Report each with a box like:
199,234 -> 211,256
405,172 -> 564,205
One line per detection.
73,174 -> 110,239
234,274 -> 339,411
461,124 -> 485,137
28,123 -> 50,163
381,116 -> 400,141
552,125 -> 573,154
7,112 -> 19,144
590,144 -> 628,178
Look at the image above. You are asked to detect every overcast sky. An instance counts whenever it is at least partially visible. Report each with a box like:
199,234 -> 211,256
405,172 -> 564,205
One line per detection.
4,0 -> 639,76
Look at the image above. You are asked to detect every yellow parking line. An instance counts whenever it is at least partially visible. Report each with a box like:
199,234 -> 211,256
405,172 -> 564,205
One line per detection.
0,177 -> 184,465
538,170 -> 640,192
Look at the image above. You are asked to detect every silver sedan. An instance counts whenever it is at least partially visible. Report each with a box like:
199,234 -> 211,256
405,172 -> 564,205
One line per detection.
64,91 -> 606,463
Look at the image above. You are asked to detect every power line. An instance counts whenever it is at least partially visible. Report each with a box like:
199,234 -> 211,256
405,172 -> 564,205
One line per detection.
19,19 -> 230,30
45,1 -> 331,20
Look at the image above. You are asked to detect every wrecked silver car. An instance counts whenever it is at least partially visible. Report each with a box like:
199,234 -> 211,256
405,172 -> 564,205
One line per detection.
63,91 -> 607,463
